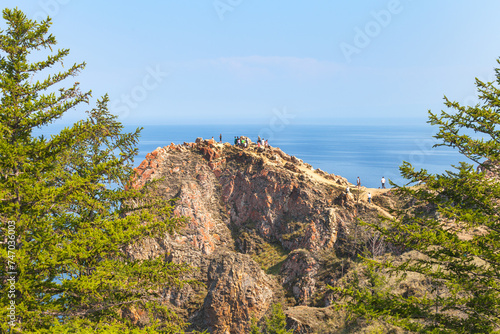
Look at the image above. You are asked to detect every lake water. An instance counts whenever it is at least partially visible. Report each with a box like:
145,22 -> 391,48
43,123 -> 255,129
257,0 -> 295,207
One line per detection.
129,124 -> 465,189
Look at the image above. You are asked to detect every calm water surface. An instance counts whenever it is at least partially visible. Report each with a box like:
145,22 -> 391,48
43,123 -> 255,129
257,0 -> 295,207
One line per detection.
130,124 -> 465,188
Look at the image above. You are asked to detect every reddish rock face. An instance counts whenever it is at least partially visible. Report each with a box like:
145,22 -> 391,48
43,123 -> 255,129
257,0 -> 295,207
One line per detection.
132,146 -> 168,189
203,252 -> 277,334
200,146 -> 220,161
129,139 -> 360,333
280,249 -> 320,304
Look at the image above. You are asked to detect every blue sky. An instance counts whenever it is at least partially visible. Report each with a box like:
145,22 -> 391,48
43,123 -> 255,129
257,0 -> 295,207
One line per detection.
3,1 -> 500,126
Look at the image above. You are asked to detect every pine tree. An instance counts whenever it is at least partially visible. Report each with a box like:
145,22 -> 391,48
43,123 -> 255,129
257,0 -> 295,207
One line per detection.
265,303 -> 294,334
337,60 -> 500,333
0,8 -> 192,332
249,304 -> 293,334
250,317 -> 263,334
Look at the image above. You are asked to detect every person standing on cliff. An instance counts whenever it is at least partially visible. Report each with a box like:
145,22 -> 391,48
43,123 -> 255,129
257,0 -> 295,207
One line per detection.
368,192 -> 372,203
381,176 -> 386,189
356,176 -> 361,188
219,134 -> 222,143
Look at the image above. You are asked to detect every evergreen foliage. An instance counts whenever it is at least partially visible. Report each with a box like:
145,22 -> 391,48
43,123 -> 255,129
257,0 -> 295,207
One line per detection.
265,303 -> 293,334
0,8 -> 192,333
250,303 -> 293,334
335,60 -> 500,333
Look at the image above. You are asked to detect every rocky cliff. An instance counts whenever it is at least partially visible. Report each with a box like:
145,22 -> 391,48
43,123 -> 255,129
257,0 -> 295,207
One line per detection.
126,138 -> 394,333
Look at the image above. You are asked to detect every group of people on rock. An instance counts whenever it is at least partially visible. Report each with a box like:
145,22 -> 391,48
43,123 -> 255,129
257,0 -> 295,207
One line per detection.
231,135 -> 270,149
256,136 -> 269,149
234,136 -> 249,148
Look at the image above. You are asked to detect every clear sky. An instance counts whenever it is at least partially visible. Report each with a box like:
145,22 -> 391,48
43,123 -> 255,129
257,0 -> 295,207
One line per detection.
3,1 -> 500,126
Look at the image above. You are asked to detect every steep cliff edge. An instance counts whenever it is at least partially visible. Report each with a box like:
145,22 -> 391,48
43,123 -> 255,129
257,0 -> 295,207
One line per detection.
126,138 -> 395,333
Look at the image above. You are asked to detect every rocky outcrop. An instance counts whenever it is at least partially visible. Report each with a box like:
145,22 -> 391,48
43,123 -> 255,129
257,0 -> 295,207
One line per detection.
201,251 -> 277,333
128,138 -> 379,333
285,306 -> 337,334
280,249 -> 320,305
482,159 -> 500,180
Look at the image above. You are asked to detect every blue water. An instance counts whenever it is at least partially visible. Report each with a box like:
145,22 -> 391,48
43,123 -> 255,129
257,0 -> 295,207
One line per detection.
128,124 -> 465,189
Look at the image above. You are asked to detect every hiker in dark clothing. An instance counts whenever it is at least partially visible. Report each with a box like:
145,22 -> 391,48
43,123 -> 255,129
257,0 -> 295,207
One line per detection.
219,134 -> 222,143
